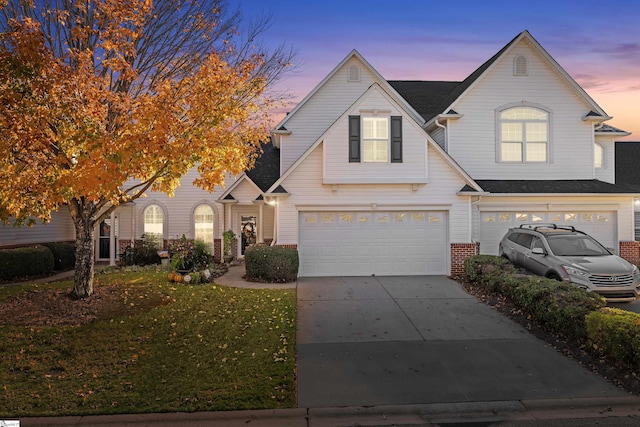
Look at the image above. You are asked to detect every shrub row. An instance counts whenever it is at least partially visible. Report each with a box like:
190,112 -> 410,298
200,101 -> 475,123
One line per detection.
43,241 -> 75,271
245,245 -> 299,283
0,246 -> 55,281
463,255 -> 640,370
586,308 -> 640,370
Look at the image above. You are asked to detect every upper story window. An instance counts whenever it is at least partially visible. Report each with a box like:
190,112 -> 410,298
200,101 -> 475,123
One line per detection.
194,204 -> 214,249
363,117 -> 389,162
499,106 -> 548,162
594,142 -> 603,169
143,204 -> 164,242
349,115 -> 402,163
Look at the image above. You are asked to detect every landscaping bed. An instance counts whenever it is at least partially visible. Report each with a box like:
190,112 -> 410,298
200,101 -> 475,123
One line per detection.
459,255 -> 640,396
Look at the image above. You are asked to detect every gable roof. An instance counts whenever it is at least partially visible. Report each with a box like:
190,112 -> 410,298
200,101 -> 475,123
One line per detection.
218,141 -> 284,200
463,179 -> 640,194
267,82 -> 483,194
245,141 -> 281,192
275,50 -> 425,132
596,123 -> 631,137
389,31 -> 613,126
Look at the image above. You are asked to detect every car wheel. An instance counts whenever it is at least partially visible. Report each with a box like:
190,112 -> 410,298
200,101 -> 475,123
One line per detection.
546,272 -> 562,281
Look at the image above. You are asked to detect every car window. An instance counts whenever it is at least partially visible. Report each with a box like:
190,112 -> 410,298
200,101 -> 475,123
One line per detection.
531,237 -> 545,251
507,233 -> 519,244
515,233 -> 534,248
546,234 -> 609,256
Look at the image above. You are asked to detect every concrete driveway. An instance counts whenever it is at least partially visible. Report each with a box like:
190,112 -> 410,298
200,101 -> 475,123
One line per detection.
296,275 -> 629,408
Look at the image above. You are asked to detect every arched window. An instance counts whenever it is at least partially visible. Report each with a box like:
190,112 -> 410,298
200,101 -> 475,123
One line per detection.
499,106 -> 549,162
143,204 -> 164,242
194,204 -> 214,249
594,143 -> 603,169
514,55 -> 528,76
348,64 -> 360,82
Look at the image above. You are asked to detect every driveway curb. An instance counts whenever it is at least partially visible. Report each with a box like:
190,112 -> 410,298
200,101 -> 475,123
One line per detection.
18,397 -> 640,426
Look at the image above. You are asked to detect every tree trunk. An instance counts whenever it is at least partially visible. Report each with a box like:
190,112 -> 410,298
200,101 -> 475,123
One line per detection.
69,200 -> 96,299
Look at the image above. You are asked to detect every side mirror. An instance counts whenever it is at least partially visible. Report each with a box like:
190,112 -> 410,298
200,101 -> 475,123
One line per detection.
531,247 -> 546,255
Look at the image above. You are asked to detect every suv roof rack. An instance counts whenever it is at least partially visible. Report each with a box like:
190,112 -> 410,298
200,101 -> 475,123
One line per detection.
518,223 -> 577,232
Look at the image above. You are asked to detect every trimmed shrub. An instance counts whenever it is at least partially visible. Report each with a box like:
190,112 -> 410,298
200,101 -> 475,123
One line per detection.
462,255 -> 606,342
586,308 -> 640,370
0,246 -> 55,281
245,245 -> 299,283
168,235 -> 211,272
121,236 -> 161,266
43,241 -> 75,271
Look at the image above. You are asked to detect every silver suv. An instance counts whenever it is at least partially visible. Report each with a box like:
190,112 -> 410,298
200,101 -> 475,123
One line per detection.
498,224 -> 640,302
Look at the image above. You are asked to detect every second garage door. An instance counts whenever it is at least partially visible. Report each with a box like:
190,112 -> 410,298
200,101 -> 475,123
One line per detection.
298,211 -> 448,277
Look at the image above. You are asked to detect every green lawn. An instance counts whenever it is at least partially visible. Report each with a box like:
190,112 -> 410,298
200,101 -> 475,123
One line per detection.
0,270 -> 297,417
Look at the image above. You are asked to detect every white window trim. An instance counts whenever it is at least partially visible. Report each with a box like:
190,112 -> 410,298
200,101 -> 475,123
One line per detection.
594,142 -> 605,169
495,102 -> 553,164
362,115 -> 390,163
192,202 -> 216,245
141,201 -> 168,240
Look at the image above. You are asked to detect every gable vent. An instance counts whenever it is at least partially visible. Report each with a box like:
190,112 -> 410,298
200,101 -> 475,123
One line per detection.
348,64 -> 361,82
514,55 -> 528,76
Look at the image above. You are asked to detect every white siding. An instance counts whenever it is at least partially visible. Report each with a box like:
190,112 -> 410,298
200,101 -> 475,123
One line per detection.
0,210 -> 75,246
280,57 -> 381,172
323,86 -> 427,184
595,136 -> 616,184
129,168 -> 232,240
276,142 -> 472,258
447,40 -> 596,180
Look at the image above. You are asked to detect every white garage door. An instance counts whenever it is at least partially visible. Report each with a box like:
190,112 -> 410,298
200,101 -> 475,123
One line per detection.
298,211 -> 448,277
479,211 -> 617,255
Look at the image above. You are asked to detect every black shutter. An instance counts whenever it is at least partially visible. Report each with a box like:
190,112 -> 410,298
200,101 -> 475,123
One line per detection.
349,115 -> 360,162
391,116 -> 402,163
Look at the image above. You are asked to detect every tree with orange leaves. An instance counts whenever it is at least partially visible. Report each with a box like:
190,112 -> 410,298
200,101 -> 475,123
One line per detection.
0,0 -> 294,298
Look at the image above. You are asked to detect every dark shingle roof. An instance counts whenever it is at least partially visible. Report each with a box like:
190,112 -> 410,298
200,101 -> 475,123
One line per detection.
245,141 -> 281,192
616,142 -> 640,191
467,179 -> 640,194
387,81 -> 461,122
389,32 -> 523,122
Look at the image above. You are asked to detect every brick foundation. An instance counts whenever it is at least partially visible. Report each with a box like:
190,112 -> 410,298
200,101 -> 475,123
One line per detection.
619,241 -> 640,266
213,238 -> 221,264
450,242 -> 480,277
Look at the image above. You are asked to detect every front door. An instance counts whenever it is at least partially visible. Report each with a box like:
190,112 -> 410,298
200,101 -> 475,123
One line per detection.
240,215 -> 257,255
98,217 -> 118,259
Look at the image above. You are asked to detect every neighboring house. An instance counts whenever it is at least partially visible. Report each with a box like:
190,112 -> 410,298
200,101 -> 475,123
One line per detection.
2,30 -> 639,276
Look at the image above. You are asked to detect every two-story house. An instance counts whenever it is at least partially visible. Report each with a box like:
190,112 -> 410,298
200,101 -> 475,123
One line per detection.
3,31 -> 638,276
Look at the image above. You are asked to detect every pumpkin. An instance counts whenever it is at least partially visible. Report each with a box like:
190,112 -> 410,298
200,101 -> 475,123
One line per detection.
168,272 -> 176,282
174,274 -> 183,283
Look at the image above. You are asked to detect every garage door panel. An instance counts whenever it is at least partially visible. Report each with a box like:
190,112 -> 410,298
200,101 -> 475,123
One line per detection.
299,211 -> 448,277
479,211 -> 616,255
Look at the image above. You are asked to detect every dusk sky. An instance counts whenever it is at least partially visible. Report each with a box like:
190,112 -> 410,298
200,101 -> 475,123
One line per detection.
237,0 -> 639,140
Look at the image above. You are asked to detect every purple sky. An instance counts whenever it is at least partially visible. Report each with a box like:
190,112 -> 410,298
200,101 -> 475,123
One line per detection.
237,0 -> 640,140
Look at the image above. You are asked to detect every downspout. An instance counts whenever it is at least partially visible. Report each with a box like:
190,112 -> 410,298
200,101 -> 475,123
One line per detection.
434,117 -> 447,151
270,199 -> 278,247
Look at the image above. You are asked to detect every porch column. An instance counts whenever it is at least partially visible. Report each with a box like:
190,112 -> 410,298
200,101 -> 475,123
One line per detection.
258,203 -> 264,243
109,211 -> 116,266
224,203 -> 231,233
